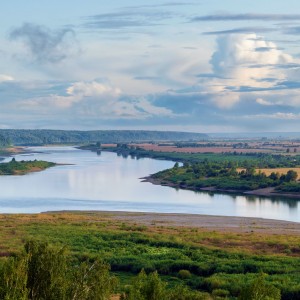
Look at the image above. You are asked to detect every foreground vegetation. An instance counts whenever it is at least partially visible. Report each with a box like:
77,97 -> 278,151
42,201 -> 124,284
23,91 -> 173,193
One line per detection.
2,240 -> 282,300
0,158 -> 55,175
0,212 -> 299,299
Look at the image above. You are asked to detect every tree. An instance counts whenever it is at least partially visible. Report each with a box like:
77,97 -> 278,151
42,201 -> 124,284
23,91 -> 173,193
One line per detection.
269,172 -> 280,181
70,260 -> 118,300
25,240 -> 68,300
0,256 -> 28,300
121,270 -> 168,300
0,241 -> 118,300
285,170 -> 298,182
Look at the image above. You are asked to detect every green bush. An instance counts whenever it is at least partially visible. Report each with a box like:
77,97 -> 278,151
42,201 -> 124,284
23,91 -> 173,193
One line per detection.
238,273 -> 280,300
178,269 -> 192,279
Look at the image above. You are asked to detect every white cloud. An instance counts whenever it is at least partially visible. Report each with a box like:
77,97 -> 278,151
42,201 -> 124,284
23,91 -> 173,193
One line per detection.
245,112 -> 300,120
200,33 -> 297,108
0,74 -> 14,82
21,80 -> 174,119
256,98 -> 273,106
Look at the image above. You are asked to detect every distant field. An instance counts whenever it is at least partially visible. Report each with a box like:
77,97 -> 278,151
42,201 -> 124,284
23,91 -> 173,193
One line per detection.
129,143 -> 300,154
237,167 -> 300,176
130,144 -> 272,154
257,167 -> 300,176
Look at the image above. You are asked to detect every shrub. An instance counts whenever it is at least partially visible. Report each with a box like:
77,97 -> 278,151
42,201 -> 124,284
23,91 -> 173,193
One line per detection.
238,273 -> 280,300
178,269 -> 192,279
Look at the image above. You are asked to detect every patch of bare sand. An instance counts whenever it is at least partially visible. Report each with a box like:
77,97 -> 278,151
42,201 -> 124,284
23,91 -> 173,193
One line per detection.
50,211 -> 300,235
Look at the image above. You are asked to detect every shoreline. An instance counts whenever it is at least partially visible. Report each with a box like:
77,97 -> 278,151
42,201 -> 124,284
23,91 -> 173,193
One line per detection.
142,176 -> 300,200
41,210 -> 300,234
0,146 -> 30,157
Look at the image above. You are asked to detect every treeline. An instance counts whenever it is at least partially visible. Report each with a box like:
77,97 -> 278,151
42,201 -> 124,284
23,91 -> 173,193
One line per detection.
0,241 -> 282,300
174,142 -> 250,149
152,161 -> 299,192
107,144 -> 300,168
0,134 -> 11,148
0,130 -> 208,145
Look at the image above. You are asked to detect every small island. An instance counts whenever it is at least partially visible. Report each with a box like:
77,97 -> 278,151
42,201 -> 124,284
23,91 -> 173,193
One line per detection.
0,158 -> 56,175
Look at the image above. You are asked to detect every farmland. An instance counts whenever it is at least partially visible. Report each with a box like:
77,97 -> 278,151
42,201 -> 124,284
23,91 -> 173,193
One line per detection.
127,140 -> 300,154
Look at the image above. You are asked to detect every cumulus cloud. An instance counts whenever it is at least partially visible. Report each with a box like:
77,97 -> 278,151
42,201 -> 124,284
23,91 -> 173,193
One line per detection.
197,33 -> 295,108
21,80 -> 174,119
210,34 -> 291,79
165,32 -> 300,116
9,23 -> 77,63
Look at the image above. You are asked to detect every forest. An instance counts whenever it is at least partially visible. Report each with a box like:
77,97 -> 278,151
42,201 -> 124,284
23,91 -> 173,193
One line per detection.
0,130 -> 208,145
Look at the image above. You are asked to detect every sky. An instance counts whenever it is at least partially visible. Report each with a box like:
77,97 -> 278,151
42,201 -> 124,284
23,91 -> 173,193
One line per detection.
1,1 -> 300,132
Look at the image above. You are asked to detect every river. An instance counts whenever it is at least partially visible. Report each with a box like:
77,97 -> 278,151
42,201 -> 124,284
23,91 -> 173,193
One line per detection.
0,146 -> 298,222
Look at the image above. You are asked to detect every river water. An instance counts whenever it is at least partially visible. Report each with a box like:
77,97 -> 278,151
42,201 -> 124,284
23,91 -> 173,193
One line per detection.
0,146 -> 298,222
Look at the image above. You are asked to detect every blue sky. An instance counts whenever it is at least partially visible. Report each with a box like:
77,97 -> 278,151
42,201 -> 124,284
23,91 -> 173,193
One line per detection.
1,1 -> 300,132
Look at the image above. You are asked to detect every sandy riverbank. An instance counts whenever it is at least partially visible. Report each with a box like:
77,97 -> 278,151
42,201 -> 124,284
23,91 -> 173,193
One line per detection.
44,211 -> 300,235
0,146 -> 30,157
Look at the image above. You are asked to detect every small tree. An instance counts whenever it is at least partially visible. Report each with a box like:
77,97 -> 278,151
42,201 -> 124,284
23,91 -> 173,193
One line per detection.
285,170 -> 298,182
0,256 -> 28,300
25,240 -> 68,300
121,270 -> 168,300
70,260 -> 118,300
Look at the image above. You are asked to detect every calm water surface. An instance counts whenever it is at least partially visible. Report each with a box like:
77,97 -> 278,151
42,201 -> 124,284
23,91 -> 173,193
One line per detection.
0,146 -> 299,222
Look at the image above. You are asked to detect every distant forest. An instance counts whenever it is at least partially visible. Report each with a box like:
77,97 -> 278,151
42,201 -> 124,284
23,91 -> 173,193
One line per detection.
0,130 -> 208,146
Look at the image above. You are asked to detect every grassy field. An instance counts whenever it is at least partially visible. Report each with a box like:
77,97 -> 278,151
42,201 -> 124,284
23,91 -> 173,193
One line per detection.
237,167 -> 300,177
0,212 -> 299,299
256,167 -> 300,176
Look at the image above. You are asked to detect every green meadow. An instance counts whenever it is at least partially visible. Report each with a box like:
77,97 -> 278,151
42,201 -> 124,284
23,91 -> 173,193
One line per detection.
0,212 -> 299,299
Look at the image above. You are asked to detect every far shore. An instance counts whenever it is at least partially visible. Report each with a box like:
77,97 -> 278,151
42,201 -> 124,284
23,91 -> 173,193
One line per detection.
141,176 -> 300,200
0,146 -> 29,157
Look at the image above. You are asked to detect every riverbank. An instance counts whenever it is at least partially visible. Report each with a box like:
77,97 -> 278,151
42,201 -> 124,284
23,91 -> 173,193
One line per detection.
45,210 -> 300,234
142,175 -> 300,200
0,146 -> 29,157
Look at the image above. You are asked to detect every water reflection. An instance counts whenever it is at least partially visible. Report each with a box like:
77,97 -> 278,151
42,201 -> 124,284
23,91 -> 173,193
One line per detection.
0,146 -> 298,222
